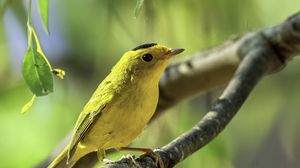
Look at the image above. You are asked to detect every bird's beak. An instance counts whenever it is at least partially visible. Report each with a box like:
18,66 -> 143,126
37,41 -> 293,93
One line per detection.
164,48 -> 184,57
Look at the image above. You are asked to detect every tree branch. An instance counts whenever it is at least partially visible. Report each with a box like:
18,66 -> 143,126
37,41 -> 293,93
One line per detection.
38,11 -> 300,168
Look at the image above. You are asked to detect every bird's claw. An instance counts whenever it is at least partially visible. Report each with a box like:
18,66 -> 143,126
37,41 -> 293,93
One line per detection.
103,158 -> 114,164
140,150 -> 164,168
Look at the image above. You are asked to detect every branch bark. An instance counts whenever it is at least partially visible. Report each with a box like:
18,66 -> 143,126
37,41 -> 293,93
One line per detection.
38,11 -> 300,168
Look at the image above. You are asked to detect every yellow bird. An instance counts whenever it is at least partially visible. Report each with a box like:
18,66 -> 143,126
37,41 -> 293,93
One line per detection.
48,43 -> 184,168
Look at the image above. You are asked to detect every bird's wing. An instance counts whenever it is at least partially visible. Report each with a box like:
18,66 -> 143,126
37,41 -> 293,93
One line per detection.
67,104 -> 106,161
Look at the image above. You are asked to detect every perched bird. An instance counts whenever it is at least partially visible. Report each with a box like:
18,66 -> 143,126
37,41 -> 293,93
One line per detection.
48,43 -> 184,168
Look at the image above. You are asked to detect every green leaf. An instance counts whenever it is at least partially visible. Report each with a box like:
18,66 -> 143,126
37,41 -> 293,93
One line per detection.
37,0 -> 49,33
134,0 -> 145,17
21,95 -> 36,114
22,47 -> 53,96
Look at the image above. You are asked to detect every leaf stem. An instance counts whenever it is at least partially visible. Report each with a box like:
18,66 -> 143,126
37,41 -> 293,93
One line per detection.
28,0 -> 32,23
27,0 -> 33,46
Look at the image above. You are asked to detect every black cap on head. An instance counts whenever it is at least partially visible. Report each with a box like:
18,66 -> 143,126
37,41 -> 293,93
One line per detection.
132,43 -> 157,51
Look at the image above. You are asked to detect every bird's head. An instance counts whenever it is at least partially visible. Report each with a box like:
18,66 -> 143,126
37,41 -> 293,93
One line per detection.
114,43 -> 184,81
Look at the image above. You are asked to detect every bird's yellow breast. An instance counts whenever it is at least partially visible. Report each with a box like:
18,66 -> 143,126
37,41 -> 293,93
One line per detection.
83,76 -> 159,149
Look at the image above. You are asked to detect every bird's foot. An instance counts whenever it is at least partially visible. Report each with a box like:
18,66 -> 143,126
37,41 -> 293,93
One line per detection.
120,147 -> 164,168
121,154 -> 136,160
140,149 -> 164,168
103,158 -> 114,164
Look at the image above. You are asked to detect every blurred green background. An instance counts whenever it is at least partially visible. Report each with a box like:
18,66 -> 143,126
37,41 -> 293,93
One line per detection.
1,0 -> 300,167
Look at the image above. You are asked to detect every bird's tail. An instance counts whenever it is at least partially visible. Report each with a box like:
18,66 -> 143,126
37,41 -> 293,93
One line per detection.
47,144 -> 70,168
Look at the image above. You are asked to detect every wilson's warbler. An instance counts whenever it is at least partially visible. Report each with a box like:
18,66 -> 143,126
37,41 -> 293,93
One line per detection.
48,43 -> 184,168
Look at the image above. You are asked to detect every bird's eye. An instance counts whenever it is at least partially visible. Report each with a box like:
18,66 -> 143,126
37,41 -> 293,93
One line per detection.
142,54 -> 153,62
